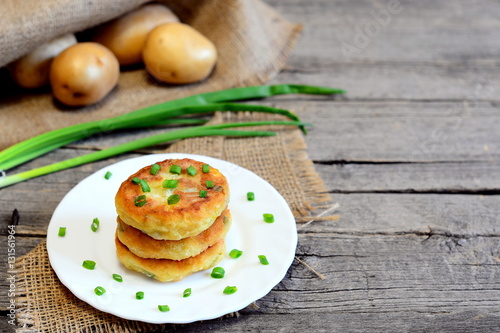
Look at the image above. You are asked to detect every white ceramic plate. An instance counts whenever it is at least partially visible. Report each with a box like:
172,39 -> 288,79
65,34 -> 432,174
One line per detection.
47,153 -> 297,324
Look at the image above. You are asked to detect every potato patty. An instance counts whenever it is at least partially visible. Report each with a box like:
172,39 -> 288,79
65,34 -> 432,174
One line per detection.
115,158 -> 230,240
115,235 -> 226,282
116,208 -> 231,260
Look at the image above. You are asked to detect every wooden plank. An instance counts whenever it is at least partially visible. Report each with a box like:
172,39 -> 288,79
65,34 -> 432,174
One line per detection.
267,0 -> 500,63
301,193 -> 500,237
270,63 -> 500,101
266,100 -> 498,162
153,310 -> 500,332
315,161 -> 500,193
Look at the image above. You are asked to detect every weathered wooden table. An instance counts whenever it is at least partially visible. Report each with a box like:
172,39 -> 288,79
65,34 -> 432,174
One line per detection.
2,0 -> 499,331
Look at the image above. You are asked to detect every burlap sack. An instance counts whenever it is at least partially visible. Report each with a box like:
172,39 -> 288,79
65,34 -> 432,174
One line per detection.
0,0 -> 302,150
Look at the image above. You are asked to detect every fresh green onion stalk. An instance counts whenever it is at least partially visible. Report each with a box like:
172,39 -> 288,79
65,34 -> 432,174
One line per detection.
0,121 -> 309,189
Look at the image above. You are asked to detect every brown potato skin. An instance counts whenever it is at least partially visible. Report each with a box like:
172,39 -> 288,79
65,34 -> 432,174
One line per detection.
8,34 -> 77,89
93,4 -> 179,66
49,42 -> 119,106
143,23 -> 217,84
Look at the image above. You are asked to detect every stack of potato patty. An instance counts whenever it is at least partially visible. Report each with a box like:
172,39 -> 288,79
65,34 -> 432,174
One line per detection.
114,158 -> 231,282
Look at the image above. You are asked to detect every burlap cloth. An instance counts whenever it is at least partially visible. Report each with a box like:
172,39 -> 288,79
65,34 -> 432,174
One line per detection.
0,0 -> 302,150
13,112 -> 335,332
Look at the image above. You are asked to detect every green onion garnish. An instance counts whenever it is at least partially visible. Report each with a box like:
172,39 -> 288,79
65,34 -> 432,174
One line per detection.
199,190 -> 207,198
229,249 -> 243,259
206,180 -> 214,188
94,286 -> 106,296
170,165 -> 181,175
150,164 -> 161,175
162,179 -> 178,188
136,291 -> 144,300
247,192 -> 255,201
202,164 -> 210,173
82,260 -> 96,270
258,255 -> 269,265
58,227 -> 66,237
131,177 -> 141,184
112,274 -> 123,282
158,305 -> 170,312
139,179 -> 150,192
104,171 -> 112,180
183,288 -> 192,298
211,267 -> 225,279
167,194 -> 180,205
187,165 -> 197,176
91,218 -> 99,232
263,213 -> 274,223
134,195 -> 147,207
223,286 -> 238,295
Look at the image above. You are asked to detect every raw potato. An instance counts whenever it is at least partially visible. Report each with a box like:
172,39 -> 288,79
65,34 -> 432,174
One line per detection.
93,4 -> 179,66
143,23 -> 217,84
50,42 -> 119,106
8,34 -> 77,89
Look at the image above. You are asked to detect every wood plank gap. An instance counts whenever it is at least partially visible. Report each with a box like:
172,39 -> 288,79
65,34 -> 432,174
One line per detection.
327,189 -> 500,195
298,230 -> 500,239
313,160 -> 489,165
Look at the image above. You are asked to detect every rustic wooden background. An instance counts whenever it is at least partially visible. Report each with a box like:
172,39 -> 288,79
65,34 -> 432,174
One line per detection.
1,0 -> 500,331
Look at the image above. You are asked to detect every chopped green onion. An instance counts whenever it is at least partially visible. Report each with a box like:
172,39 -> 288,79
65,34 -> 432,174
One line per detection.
112,274 -> 123,282
187,165 -> 197,176
170,165 -> 181,175
247,192 -> 255,201
131,177 -> 141,184
104,171 -> 112,180
134,195 -> 147,207
258,255 -> 269,265
139,179 -> 151,192
199,190 -> 207,198
82,260 -> 96,270
206,180 -> 214,188
150,164 -> 161,175
202,164 -> 210,173
183,288 -> 192,298
58,227 -> 66,237
229,249 -> 243,259
223,286 -> 238,295
162,179 -> 178,188
136,291 -> 144,300
94,286 -> 106,296
158,305 -> 170,312
167,194 -> 180,205
263,213 -> 274,223
211,266 -> 225,279
91,218 -> 99,232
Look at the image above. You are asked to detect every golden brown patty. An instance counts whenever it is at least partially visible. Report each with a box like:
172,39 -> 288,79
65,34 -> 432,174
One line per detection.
116,208 -> 232,260
115,235 -> 225,282
115,158 -> 230,240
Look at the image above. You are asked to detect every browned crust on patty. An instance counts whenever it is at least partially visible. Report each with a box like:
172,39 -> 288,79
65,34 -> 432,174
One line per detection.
115,234 -> 226,282
115,158 -> 229,240
116,208 -> 232,260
